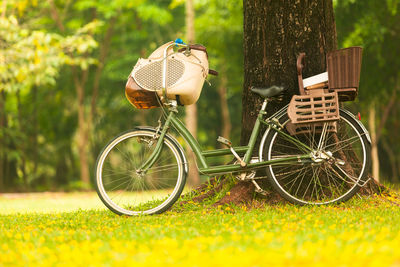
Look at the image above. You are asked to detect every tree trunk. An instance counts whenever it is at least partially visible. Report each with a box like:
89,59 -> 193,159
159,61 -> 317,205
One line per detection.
0,91 -> 17,190
90,16 -> 117,122
241,0 -> 337,144
194,0 -> 339,205
213,0 -> 337,203
382,138 -> 398,182
217,66 -> 232,143
73,68 -> 90,186
185,0 -> 200,187
47,0 -> 92,187
31,85 -> 38,178
369,103 -> 380,181
16,90 -> 27,187
189,0 -> 386,206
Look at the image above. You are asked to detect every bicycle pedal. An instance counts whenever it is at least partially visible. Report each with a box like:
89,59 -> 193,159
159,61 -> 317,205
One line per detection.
217,136 -> 232,147
252,181 -> 269,196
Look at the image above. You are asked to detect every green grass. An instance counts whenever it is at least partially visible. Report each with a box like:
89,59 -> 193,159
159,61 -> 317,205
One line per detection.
1,192 -> 400,266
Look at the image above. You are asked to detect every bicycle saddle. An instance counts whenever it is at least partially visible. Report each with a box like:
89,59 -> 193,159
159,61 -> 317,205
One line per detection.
250,85 -> 285,98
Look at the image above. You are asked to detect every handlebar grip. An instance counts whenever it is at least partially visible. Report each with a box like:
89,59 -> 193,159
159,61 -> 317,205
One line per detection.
208,69 -> 218,76
297,53 -> 306,75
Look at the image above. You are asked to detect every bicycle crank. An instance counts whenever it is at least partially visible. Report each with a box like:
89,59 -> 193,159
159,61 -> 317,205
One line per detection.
234,157 -> 259,181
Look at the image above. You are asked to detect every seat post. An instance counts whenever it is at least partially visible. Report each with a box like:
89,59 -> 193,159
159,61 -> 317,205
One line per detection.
260,98 -> 268,112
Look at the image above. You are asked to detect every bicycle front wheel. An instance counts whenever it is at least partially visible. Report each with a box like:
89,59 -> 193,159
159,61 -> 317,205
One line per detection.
95,128 -> 187,215
262,109 -> 371,205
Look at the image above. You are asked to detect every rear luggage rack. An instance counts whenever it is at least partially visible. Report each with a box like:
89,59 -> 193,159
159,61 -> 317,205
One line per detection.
288,89 -> 340,125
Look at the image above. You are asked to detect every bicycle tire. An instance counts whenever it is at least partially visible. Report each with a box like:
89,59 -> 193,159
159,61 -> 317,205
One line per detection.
261,109 -> 371,205
95,128 -> 187,215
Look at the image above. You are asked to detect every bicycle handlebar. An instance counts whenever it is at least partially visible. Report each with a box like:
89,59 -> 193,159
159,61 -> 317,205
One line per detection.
175,42 -> 218,76
208,69 -> 218,76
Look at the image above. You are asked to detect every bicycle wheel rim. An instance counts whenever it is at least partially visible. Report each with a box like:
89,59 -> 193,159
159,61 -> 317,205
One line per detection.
264,111 -> 369,205
96,130 -> 186,215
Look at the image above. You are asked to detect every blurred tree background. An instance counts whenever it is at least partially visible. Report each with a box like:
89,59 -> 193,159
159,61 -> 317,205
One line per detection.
0,0 -> 398,192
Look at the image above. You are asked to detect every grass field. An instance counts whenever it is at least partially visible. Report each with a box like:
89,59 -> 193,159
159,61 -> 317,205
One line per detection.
1,192 -> 400,266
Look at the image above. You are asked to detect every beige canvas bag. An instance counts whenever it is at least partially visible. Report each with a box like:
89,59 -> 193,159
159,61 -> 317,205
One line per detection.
130,41 -> 209,105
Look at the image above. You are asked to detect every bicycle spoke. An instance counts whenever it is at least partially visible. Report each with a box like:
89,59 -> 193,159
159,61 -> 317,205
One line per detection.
146,164 -> 180,174
293,167 -> 308,197
324,134 -> 364,152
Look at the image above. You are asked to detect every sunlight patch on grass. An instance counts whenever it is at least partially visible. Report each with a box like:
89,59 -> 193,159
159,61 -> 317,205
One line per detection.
0,192 -> 106,214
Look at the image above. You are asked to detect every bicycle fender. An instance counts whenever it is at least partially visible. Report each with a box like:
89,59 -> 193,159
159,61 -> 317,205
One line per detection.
340,109 -> 371,144
134,126 -> 189,173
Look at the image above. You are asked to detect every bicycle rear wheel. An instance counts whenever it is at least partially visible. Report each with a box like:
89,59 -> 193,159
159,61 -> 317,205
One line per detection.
95,128 -> 187,215
261,109 -> 371,205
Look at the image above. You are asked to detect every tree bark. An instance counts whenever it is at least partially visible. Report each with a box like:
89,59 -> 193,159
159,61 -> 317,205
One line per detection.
185,0 -> 200,187
241,0 -> 337,145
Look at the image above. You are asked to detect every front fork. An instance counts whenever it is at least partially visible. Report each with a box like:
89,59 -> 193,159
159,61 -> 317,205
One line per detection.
137,112 -> 174,173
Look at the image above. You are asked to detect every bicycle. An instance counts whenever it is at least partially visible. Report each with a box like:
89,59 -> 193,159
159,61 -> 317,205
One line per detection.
95,41 -> 371,216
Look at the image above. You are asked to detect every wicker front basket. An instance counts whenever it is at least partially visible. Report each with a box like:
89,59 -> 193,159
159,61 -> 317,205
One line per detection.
326,47 -> 362,101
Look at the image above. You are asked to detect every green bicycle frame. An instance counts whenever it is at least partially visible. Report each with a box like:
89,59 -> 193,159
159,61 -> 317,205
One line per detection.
139,100 -> 312,175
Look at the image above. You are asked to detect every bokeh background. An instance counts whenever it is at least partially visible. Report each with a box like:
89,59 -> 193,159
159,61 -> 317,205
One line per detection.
0,0 -> 399,192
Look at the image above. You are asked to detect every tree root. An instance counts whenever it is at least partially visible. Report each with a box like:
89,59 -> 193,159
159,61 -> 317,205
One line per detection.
192,177 -> 228,203
358,175 -> 387,195
192,176 -> 218,195
177,175 -> 230,206
256,191 -> 286,205
213,181 -> 254,206
178,172 -> 391,210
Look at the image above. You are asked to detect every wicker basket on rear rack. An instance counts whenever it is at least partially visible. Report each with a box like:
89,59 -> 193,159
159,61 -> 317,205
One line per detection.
287,47 -> 362,135
326,47 -> 362,102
